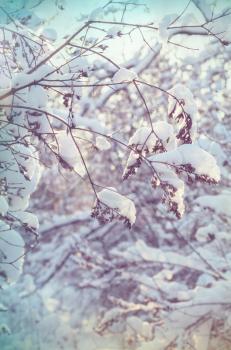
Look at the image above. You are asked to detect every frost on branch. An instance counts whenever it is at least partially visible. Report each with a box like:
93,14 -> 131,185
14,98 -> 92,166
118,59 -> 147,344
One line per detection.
92,188 -> 136,228
168,84 -> 198,144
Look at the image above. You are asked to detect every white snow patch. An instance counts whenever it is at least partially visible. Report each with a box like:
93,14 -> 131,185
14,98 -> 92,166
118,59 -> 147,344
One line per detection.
95,136 -> 111,151
112,68 -> 137,83
0,221 -> 25,287
195,193 -> 231,216
149,144 -> 220,182
0,196 -> 8,215
97,188 -> 136,226
56,130 -> 86,176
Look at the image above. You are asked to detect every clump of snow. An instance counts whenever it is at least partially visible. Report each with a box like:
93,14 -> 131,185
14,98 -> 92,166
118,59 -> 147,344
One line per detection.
13,211 -> 39,231
127,316 -> 153,340
11,64 -> 53,91
68,113 -> 106,134
168,84 -> 198,143
0,221 -> 25,288
197,135 -> 226,166
195,193 -> 231,216
197,273 -> 215,287
95,136 -> 111,151
0,196 -> 8,215
56,130 -> 86,176
158,14 -> 177,44
196,223 -> 217,242
149,144 -> 220,182
168,84 -> 197,117
27,85 -> 48,109
0,324 -> 11,335
154,164 -> 185,217
40,28 -> 57,42
97,188 -> 136,226
88,7 -> 104,21
0,141 -> 41,212
16,9 -> 42,29
0,303 -> 7,312
107,26 -> 122,38
112,68 -> 138,83
129,126 -> 152,150
128,121 -> 176,152
123,122 -> 177,181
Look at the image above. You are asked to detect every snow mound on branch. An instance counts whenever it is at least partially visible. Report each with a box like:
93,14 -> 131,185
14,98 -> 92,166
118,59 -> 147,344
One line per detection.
154,164 -> 185,217
196,223 -> 217,242
0,143 -> 41,211
54,109 -> 106,134
168,84 -> 198,143
158,14 -> 177,44
0,221 -> 25,288
88,7 -> 104,21
128,121 -> 176,152
13,211 -> 39,231
149,144 -> 220,182
12,64 -> 53,89
195,193 -> 231,216
112,68 -> 137,83
40,28 -> 57,42
96,136 -> 111,151
197,135 -> 226,166
0,196 -> 8,215
128,126 -> 152,151
168,84 -> 197,116
27,85 -> 48,109
123,122 -> 176,181
56,131 -> 86,176
127,316 -> 153,340
107,26 -> 122,38
97,188 -> 136,226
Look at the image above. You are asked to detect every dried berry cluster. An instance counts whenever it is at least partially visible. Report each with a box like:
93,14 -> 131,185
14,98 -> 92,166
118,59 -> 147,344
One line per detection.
176,164 -> 218,184
123,136 -> 165,181
152,139 -> 166,153
151,175 -> 182,219
194,174 -> 218,184
91,200 -> 132,229
151,173 -> 160,189
122,152 -> 142,181
168,100 -> 193,144
63,93 -> 73,108
161,182 -> 182,219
